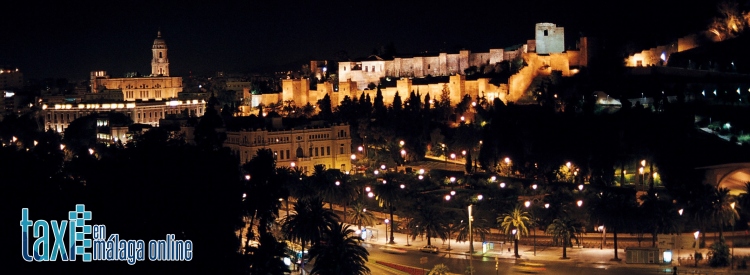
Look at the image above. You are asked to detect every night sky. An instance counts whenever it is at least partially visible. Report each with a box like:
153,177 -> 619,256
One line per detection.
1,0 -> 727,80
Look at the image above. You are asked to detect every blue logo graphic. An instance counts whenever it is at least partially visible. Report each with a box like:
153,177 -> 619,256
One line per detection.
21,204 -> 192,265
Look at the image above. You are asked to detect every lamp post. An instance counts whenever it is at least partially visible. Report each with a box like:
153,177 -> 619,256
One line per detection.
732,202 -> 736,270
512,228 -> 518,258
385,219 -> 389,245
694,230 -> 700,267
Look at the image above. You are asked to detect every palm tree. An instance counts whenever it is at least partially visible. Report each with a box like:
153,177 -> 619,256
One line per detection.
347,201 -> 375,230
406,204 -> 447,246
308,222 -> 370,275
498,204 -> 532,258
708,187 -> 739,240
639,192 -> 680,247
241,148 -> 285,250
246,231 -> 291,275
455,216 -> 491,245
283,197 -> 339,271
374,172 -> 403,244
546,215 -> 580,259
589,187 -> 637,261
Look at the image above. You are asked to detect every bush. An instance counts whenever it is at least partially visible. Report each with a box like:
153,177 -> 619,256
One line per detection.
709,239 -> 730,267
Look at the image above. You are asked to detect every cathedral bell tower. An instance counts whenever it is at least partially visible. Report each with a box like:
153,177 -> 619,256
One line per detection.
151,30 -> 169,76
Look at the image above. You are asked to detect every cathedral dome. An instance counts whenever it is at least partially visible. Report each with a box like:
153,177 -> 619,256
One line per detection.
153,31 -> 167,49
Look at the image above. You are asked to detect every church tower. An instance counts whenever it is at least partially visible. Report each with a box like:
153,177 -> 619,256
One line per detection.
151,30 -> 169,76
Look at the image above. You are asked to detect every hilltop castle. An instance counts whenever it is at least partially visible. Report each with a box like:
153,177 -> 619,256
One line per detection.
244,22 -> 593,112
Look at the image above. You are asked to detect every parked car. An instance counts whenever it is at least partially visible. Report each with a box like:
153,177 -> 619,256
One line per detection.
381,245 -> 407,254
419,245 -> 439,253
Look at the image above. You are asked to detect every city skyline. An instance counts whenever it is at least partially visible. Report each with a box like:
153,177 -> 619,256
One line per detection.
2,0 -> 726,80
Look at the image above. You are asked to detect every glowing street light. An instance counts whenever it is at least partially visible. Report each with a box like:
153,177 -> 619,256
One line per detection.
532,184 -> 538,190
578,184 -> 584,191
351,154 -> 356,160
500,182 -> 506,188
544,203 -> 550,209
577,200 -> 583,207
524,201 -> 531,208
335,181 -> 340,186
445,195 -> 451,201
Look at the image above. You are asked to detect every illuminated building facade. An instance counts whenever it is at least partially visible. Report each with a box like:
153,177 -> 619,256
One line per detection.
224,122 -> 353,174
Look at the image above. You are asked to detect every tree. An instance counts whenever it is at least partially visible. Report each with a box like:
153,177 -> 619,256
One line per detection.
308,222 -> 370,275
374,86 -> 386,117
639,193 -> 680,247
194,100 -> 226,151
317,93 -> 333,120
246,231 -> 291,275
347,201 -> 375,230
374,173 -> 403,244
546,215 -> 580,259
406,204 -> 447,246
391,91 -> 402,114
589,187 -> 637,261
283,197 -> 339,272
498,204 -> 532,258
708,187 -> 739,240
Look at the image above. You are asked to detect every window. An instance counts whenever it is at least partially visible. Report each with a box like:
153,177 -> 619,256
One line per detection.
159,52 -> 163,58
364,66 -> 368,72
315,147 -> 319,156
544,30 -> 548,36
339,146 -> 344,154
286,150 -> 290,160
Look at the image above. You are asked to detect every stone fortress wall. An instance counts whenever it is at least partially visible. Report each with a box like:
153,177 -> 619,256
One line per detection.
262,23 -> 589,111
624,33 -> 705,67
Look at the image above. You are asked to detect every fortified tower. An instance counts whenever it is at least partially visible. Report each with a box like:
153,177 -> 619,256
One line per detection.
535,23 -> 564,54
151,30 -> 169,76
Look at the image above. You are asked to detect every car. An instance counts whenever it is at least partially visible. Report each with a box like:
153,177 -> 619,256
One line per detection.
419,245 -> 439,253
512,261 -> 546,273
381,245 -> 407,254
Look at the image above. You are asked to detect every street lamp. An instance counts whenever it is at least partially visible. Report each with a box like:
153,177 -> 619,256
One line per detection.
732,202 -> 736,269
694,230 -> 700,267
512,228 -> 518,258
384,219 -> 390,245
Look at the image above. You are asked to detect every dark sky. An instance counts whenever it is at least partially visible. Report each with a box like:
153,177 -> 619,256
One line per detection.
1,0 -> 726,80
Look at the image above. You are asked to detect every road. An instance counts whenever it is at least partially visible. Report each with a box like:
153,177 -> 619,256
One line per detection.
366,243 -> 681,275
